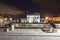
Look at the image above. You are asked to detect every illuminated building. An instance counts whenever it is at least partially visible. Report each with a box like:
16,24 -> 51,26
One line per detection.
40,18 -> 45,23
50,17 -> 60,22
0,18 -> 4,23
21,18 -> 27,23
44,16 -> 60,23
0,16 -> 4,23
4,18 -> 8,23
9,18 -> 13,21
27,13 -> 40,23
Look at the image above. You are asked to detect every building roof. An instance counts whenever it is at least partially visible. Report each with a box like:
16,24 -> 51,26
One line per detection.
27,13 -> 40,15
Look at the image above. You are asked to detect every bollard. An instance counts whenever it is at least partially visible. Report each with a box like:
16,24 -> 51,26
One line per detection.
11,24 -> 14,31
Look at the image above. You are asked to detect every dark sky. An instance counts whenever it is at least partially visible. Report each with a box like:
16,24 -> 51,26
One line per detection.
0,0 -> 60,17
0,0 -> 37,11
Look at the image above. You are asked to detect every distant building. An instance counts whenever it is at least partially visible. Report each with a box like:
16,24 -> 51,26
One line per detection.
50,17 -> 60,23
9,18 -> 13,21
4,18 -> 8,23
27,13 -> 40,23
21,18 -> 27,23
0,16 -> 4,23
44,17 -> 60,23
0,18 -> 4,23
40,18 -> 45,23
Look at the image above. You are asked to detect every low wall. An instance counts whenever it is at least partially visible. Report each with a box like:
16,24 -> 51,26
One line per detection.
12,23 -> 60,29
12,23 -> 50,28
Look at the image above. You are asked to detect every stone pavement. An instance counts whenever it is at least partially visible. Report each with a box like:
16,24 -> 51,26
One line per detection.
0,35 -> 60,40
0,29 -> 60,36
0,29 -> 60,40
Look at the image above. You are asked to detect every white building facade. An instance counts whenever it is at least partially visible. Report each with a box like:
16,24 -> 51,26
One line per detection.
21,18 -> 27,23
27,14 -> 40,23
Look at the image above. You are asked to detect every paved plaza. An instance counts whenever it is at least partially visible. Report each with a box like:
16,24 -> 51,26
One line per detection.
0,29 -> 60,40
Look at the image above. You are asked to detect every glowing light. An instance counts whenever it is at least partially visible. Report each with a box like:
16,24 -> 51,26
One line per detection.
45,17 -> 49,20
0,19 -> 4,23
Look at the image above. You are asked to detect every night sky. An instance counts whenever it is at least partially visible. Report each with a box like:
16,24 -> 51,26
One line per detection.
0,0 -> 60,17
